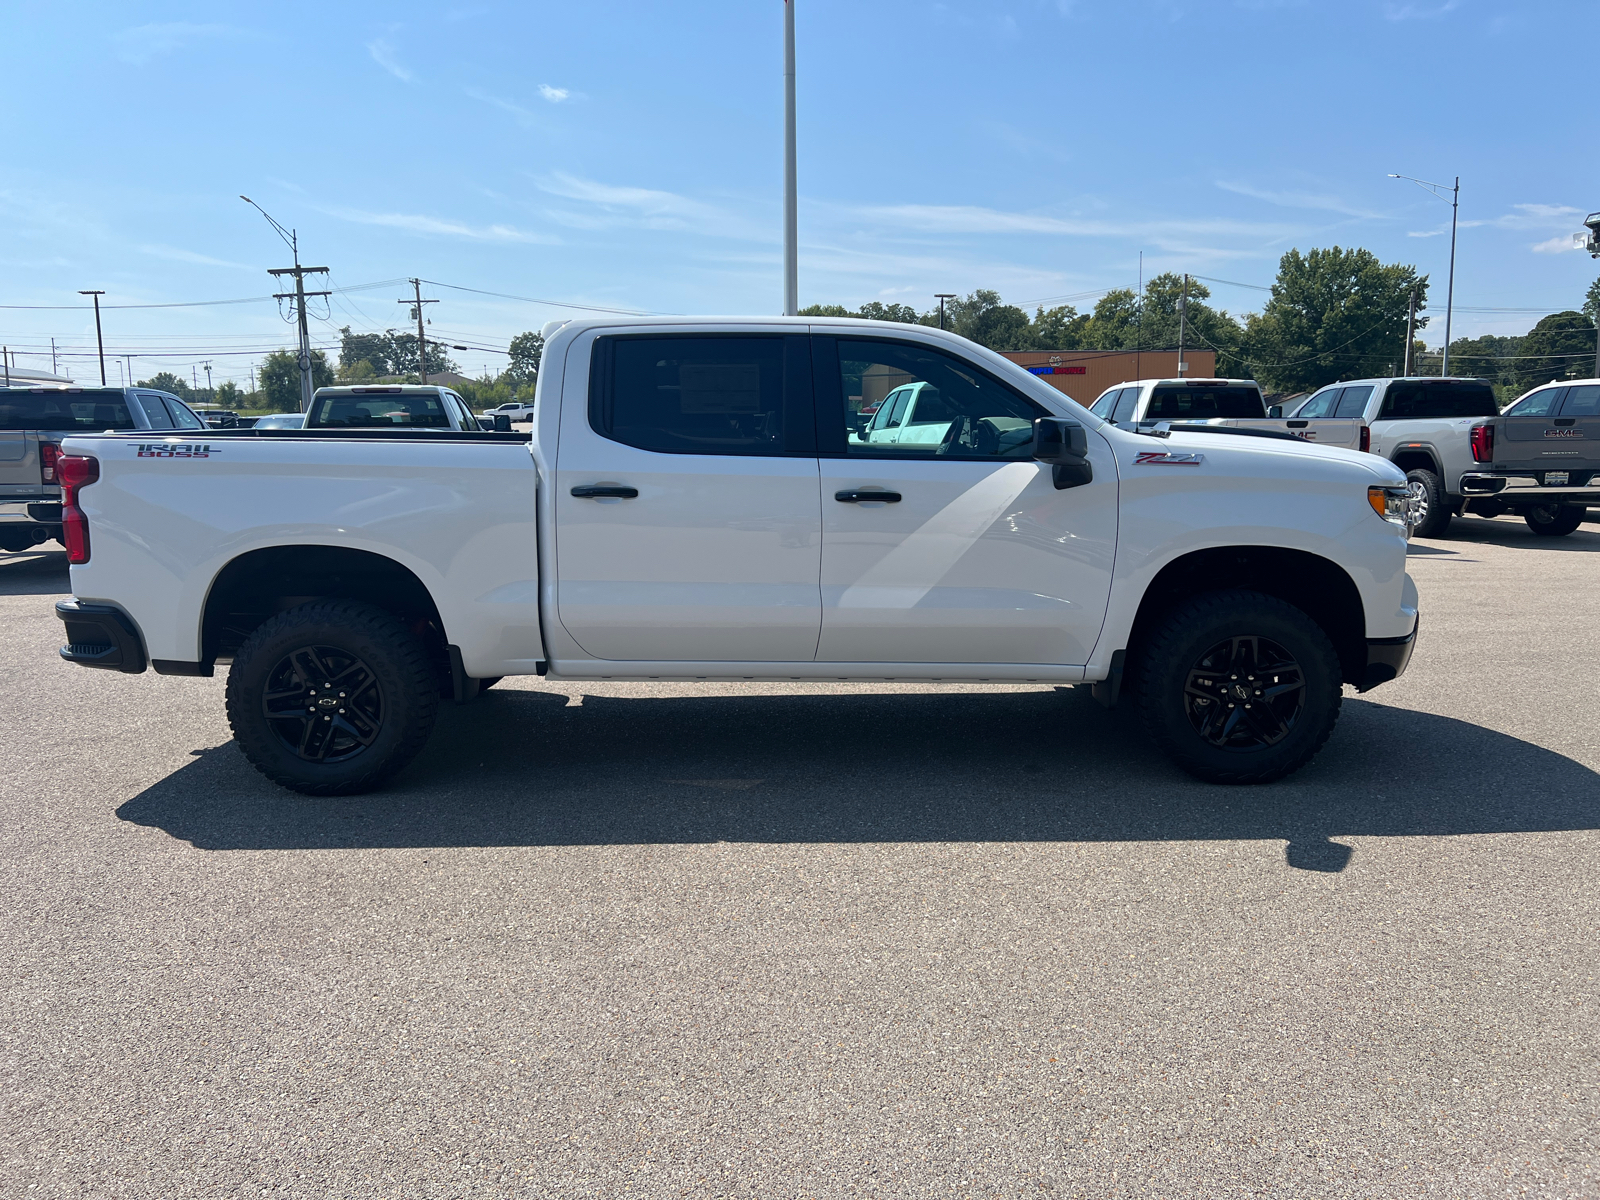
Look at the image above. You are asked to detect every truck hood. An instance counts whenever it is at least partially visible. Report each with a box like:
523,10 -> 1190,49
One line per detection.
1121,425 -> 1406,486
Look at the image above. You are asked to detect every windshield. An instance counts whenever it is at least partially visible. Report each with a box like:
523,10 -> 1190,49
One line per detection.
0,389 -> 137,431
1379,381 -> 1497,420
1145,386 -> 1264,420
308,392 -> 450,428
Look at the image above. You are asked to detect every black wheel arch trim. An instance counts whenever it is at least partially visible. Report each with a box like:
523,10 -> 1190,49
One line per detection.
55,599 -> 147,674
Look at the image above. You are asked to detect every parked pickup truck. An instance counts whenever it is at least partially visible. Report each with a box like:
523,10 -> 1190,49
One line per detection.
307,384 -> 510,431
1087,378 -> 1369,451
1283,377 -> 1500,537
1,385 -> 206,552
53,318 -> 1419,794
1457,379 -> 1600,536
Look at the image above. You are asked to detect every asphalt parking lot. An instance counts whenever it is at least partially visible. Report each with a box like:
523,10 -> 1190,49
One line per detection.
3,516 -> 1597,1199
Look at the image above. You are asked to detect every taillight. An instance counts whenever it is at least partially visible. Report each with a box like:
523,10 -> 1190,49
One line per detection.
1469,424 -> 1494,463
58,454 -> 99,565
1359,425 -> 1371,454
40,441 -> 60,483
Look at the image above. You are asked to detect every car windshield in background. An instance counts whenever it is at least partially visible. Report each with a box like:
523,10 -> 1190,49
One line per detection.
1379,382 -> 1497,420
0,390 -> 137,431
309,394 -> 450,428
1145,386 -> 1264,420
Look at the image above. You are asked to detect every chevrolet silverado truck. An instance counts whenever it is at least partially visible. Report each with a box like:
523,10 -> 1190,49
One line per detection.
1285,377 -> 1499,537
53,318 -> 1419,793
1087,378 -> 1369,450
1457,379 -> 1600,536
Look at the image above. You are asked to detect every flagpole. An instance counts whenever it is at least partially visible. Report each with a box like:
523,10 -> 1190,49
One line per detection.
783,0 -> 798,316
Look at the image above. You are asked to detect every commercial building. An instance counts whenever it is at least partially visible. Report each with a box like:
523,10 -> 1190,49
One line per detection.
999,350 -> 1216,406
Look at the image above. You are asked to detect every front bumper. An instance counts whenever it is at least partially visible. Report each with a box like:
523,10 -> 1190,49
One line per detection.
55,599 -> 147,673
1359,618 -> 1417,692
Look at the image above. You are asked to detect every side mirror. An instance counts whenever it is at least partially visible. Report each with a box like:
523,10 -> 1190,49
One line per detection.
1267,404 -> 1283,418
1032,418 -> 1092,489
493,414 -> 512,432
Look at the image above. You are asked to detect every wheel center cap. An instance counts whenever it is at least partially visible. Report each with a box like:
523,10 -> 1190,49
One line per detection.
318,696 -> 339,709
1233,684 -> 1250,700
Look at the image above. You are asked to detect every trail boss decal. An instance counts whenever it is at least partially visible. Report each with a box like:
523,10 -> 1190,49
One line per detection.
136,443 -> 222,458
1133,450 -> 1205,466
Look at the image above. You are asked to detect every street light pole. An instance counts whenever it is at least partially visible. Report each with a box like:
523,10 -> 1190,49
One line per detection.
935,293 -> 956,331
1389,173 -> 1459,376
79,291 -> 106,385
782,0 -> 798,317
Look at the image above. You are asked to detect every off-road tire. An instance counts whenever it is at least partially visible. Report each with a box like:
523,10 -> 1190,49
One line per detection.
225,600 -> 439,795
1405,468 -> 1451,538
1524,505 -> 1585,537
1137,589 -> 1343,785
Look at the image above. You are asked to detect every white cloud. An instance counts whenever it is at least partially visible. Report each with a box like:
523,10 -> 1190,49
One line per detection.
116,23 -> 251,64
1407,229 -> 1444,238
1383,0 -> 1459,19
138,244 -> 251,270
1532,234 -> 1583,254
538,84 -> 570,103
467,88 -> 538,126
367,39 -> 414,82
1215,179 -> 1383,219
318,206 -> 559,244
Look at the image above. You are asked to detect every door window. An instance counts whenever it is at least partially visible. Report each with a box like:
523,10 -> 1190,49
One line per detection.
1109,388 -> 1139,425
164,398 -> 207,430
133,392 -> 174,429
1558,384 -> 1600,416
1088,389 -> 1119,419
1506,388 -> 1563,416
829,338 -> 1047,459
1295,389 -> 1341,419
590,335 -> 808,455
1333,385 -> 1373,418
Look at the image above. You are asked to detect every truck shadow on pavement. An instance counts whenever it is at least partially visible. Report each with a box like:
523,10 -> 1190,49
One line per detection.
1418,515 -> 1600,553
0,550 -> 70,595
116,686 -> 1600,872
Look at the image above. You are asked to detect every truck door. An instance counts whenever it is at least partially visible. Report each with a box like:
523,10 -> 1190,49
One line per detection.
812,335 -> 1116,667
554,332 -> 822,662
1497,384 -> 1600,477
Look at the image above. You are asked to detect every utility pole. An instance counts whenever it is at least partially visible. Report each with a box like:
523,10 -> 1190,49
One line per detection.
250,365 -> 256,396
125,355 -> 134,388
204,361 -> 212,399
1176,274 -> 1189,377
50,338 -> 57,375
782,0 -> 798,316
401,279 -> 438,384
3,347 -> 9,387
1389,173 -> 1458,376
1403,286 -> 1419,376
243,197 -> 329,412
79,290 -> 106,385
935,293 -> 956,331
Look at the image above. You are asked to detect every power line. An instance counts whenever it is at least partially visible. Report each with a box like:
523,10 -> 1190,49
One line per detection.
418,279 -> 654,315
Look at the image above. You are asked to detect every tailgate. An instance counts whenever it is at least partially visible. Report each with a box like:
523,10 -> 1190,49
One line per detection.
0,430 -> 44,497
1494,414 -> 1600,476
1223,418 -> 1365,449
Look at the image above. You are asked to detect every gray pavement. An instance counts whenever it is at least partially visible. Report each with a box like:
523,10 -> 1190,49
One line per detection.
2,515 -> 1598,1198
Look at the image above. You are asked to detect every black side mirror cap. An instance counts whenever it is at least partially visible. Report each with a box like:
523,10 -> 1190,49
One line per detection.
1267,404 -> 1283,418
493,414 -> 512,432
1032,418 -> 1092,489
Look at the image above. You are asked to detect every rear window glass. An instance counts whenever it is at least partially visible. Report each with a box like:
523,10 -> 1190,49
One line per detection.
308,391 -> 450,428
1333,385 -> 1373,418
1559,384 -> 1600,416
593,335 -> 788,455
0,390 -> 137,431
1145,386 -> 1264,419
1378,382 -> 1497,420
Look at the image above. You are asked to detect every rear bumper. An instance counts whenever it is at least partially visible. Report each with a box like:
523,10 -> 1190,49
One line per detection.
1461,472 -> 1600,504
55,599 -> 148,674
0,498 -> 63,547
1359,618 -> 1417,693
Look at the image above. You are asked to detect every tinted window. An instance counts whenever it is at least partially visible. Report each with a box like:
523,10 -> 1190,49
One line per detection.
309,391 -> 451,428
835,338 -> 1046,459
0,389 -> 137,431
1378,381 -> 1497,420
592,335 -> 792,456
1333,385 -> 1373,418
163,397 -> 207,430
133,393 -> 173,429
884,387 -> 914,428
1506,388 -> 1563,417
1110,388 -> 1139,425
1559,384 -> 1600,416
1295,389 -> 1340,419
1089,389 -> 1119,419
1145,385 -> 1264,419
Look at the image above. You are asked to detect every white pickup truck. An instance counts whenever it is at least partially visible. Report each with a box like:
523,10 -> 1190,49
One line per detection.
1087,377 -> 1369,451
53,318 -> 1419,794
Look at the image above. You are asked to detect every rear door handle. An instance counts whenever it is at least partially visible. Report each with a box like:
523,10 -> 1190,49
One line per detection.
834,489 -> 902,503
570,485 -> 638,499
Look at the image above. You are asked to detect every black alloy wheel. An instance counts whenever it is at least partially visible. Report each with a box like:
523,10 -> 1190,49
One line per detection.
1182,634 -> 1305,750
262,645 -> 384,763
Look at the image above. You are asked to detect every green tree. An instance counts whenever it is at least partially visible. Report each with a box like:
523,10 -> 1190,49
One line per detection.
1513,311 -> 1595,391
214,381 -> 241,407
507,331 -> 545,385
337,327 -> 394,379
855,301 -> 923,324
944,290 -> 1035,351
1583,277 -> 1600,327
135,371 -> 195,400
259,349 -> 334,410
388,333 -> 457,379
1029,304 -> 1087,350
1241,247 -> 1428,392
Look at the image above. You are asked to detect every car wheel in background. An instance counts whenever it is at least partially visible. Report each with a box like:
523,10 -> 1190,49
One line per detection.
1137,589 -> 1343,785
1405,469 -> 1451,538
1524,505 -> 1585,537
225,600 -> 439,795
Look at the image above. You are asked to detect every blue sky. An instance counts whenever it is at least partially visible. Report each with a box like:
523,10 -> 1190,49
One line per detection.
5,0 -> 1597,387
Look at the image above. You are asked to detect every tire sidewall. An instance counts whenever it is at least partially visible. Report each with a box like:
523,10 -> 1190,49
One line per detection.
1525,505 -> 1583,536
1405,468 -> 1451,538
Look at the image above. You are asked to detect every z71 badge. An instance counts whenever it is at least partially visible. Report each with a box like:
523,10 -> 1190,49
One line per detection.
1133,450 -> 1205,466
136,443 -> 222,458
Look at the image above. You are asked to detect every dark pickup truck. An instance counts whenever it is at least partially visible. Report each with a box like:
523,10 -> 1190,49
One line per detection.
1459,380 -> 1600,536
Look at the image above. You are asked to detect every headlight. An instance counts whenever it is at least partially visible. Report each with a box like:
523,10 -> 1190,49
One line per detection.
1368,484 -> 1411,529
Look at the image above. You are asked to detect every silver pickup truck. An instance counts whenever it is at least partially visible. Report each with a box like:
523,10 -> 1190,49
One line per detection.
1458,379 -> 1600,536
0,385 -> 205,552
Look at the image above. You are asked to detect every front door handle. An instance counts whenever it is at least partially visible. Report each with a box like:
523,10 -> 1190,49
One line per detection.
571,485 -> 638,499
834,489 -> 902,503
